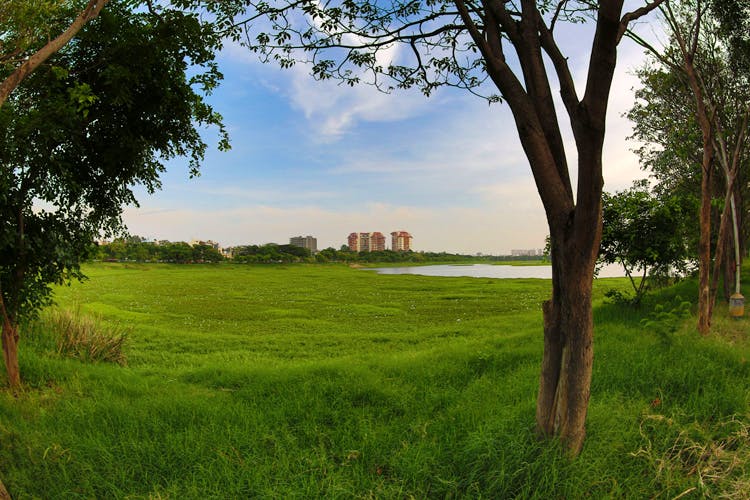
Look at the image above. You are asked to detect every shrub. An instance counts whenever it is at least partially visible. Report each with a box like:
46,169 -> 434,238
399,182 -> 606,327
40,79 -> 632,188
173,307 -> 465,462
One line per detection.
640,297 -> 692,346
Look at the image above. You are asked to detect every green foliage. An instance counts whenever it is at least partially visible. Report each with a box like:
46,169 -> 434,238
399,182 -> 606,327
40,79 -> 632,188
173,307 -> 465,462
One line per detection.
97,239 -> 224,263
0,264 -> 747,497
639,297 -> 692,346
0,3 -> 227,328
599,181 -> 695,304
0,0 -> 68,67
628,3 -> 750,262
32,308 -> 129,365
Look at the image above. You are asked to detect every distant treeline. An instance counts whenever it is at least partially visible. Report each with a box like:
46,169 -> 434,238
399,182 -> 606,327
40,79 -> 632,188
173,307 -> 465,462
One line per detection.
96,239 -> 223,263
95,238 -> 548,264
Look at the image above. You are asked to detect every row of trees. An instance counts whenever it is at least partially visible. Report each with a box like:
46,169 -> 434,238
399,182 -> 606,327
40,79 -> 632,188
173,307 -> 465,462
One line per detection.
97,240 -> 224,264
96,239 -> 522,264
598,1 -> 749,317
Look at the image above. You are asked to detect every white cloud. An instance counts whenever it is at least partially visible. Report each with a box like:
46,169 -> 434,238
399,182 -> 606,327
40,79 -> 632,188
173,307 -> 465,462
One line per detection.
129,17 -> 659,255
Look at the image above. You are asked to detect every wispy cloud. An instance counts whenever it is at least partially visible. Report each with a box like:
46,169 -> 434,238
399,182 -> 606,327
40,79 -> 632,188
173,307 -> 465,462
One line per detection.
138,23 -> 654,254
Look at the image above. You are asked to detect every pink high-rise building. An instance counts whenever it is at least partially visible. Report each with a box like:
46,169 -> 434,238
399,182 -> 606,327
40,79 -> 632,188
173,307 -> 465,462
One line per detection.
390,231 -> 413,252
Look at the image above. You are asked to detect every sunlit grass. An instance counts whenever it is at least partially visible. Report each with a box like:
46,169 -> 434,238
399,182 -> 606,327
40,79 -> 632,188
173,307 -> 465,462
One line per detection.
0,263 -> 747,498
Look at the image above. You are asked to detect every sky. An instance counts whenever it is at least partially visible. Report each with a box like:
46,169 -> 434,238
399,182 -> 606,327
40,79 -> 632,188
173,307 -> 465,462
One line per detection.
121,17 -> 658,255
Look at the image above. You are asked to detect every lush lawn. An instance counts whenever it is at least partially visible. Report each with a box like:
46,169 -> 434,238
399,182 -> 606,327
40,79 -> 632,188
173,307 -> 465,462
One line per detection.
1,263 -> 748,498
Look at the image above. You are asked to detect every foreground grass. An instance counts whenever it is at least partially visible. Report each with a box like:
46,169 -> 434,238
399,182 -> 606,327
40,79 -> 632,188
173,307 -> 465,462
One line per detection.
0,263 -> 748,498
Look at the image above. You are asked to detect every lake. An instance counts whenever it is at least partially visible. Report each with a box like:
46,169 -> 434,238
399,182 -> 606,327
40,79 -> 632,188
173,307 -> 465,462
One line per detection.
366,263 -> 626,279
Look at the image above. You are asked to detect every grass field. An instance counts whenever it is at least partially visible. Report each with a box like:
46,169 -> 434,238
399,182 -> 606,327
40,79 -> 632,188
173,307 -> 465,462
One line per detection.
1,263 -> 748,498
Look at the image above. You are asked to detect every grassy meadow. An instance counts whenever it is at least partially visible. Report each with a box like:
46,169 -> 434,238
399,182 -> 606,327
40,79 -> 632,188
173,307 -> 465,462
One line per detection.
1,263 -> 749,498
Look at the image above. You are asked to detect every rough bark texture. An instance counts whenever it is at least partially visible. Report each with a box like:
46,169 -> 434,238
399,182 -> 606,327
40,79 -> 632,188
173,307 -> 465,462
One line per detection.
0,0 -> 108,107
535,198 -> 601,455
1,311 -> 20,390
0,477 -> 10,500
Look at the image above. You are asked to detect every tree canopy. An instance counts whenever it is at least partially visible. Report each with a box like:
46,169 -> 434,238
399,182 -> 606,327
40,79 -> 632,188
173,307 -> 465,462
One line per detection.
0,2 -> 228,388
599,181 -> 695,304
0,0 -> 109,106
627,0 -> 750,330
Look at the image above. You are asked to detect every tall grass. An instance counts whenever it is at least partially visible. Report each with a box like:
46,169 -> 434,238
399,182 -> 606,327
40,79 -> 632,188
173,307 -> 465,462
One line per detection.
0,263 -> 747,498
31,309 -> 129,365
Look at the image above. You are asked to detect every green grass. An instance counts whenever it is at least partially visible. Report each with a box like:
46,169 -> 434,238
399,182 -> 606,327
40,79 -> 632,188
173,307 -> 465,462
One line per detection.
0,263 -> 748,498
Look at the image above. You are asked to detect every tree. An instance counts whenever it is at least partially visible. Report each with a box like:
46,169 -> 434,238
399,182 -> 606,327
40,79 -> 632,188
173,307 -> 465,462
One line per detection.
0,3 -> 228,389
216,0 -> 666,454
599,181 -> 694,304
627,0 -> 750,333
0,0 -> 109,107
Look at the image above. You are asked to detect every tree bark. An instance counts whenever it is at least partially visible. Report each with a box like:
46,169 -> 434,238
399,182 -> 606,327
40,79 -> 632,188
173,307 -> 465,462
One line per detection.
697,158 -> 713,334
1,306 -> 20,390
451,0 -> 657,456
536,212 -> 600,455
0,477 -> 10,500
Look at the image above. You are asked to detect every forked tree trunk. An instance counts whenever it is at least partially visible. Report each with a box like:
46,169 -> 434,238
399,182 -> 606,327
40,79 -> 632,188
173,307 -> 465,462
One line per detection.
536,222 -> 600,455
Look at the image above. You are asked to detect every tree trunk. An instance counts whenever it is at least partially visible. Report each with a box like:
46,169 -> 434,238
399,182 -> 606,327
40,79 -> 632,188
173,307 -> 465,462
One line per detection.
698,164 -> 712,334
536,221 -> 599,456
0,477 -> 10,500
724,246 -> 735,301
1,315 -> 20,390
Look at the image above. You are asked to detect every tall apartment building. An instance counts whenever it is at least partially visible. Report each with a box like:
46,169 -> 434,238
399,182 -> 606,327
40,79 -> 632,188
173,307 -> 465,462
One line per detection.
391,231 -> 413,252
347,232 -> 361,252
290,235 -> 318,253
349,231 -> 412,252
370,232 -> 386,251
347,232 -> 384,252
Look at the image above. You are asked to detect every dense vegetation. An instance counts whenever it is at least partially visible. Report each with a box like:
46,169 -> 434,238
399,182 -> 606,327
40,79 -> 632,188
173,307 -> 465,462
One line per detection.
0,264 -> 747,497
96,238 -> 548,264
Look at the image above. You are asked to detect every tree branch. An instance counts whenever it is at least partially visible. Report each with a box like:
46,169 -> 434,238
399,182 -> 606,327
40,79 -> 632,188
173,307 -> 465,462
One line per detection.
618,0 -> 667,43
0,0 -> 109,107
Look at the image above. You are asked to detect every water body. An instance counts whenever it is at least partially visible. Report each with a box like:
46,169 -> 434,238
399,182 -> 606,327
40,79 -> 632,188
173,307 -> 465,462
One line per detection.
366,263 -> 626,279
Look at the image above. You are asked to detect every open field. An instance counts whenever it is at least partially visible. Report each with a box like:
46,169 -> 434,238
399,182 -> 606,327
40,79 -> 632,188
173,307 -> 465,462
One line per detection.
1,263 -> 749,498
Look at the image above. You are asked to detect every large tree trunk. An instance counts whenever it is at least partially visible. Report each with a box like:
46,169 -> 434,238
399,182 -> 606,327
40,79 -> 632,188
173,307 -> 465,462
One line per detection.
536,205 -> 601,456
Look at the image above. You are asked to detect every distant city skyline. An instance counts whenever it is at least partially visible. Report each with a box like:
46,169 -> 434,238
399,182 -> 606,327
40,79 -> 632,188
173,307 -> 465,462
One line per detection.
121,31 -> 651,255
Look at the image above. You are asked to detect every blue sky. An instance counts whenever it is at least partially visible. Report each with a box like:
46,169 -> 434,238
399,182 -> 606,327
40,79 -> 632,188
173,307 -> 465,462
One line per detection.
122,29 -> 652,255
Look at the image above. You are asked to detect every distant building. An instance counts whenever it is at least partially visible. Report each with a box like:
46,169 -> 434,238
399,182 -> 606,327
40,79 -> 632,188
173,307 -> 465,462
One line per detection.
290,235 -> 318,253
391,231 -> 413,252
359,232 -> 371,252
190,239 -> 220,250
347,232 -> 360,252
370,232 -> 386,252
511,248 -> 543,257
349,231 -> 411,252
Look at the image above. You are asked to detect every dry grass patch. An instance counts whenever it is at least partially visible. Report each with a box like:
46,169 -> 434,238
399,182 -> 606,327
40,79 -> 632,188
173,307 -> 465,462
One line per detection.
632,414 -> 750,499
40,309 -> 129,366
